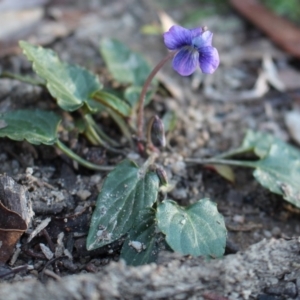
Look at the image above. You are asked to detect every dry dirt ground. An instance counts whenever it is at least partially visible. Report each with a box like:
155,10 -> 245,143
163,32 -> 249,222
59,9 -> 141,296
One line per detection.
0,0 -> 300,299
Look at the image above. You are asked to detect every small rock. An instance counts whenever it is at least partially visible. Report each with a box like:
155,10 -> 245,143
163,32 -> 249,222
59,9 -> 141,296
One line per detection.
233,214 -> 245,224
76,189 -> 91,201
170,188 -> 187,200
271,227 -> 281,238
285,110 -> 300,146
90,174 -> 102,184
127,152 -> 140,160
296,277 -> 300,290
284,282 -> 297,298
171,160 -> 186,175
51,190 -> 65,202
257,294 -> 280,300
263,230 -> 272,238
39,243 -> 54,260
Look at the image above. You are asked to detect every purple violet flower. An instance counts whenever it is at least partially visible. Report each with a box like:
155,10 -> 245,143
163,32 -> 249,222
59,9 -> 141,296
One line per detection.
163,25 -> 219,76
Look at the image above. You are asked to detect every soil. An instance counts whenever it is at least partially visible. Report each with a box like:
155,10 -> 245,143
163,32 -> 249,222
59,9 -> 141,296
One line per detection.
0,0 -> 300,299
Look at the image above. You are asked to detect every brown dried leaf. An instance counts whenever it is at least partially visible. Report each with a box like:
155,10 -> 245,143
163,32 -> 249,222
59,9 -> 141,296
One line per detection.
230,0 -> 300,58
158,11 -> 177,32
205,164 -> 235,183
0,175 -> 33,263
0,175 -> 33,226
0,202 -> 27,263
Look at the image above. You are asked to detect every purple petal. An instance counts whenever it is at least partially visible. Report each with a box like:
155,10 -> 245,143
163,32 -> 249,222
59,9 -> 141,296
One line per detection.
172,48 -> 198,76
190,27 -> 202,39
163,25 -> 192,50
193,31 -> 213,49
198,46 -> 219,74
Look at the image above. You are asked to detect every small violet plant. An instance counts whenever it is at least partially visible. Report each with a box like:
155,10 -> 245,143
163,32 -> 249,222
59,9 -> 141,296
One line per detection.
0,25 -> 227,266
87,25 -> 226,265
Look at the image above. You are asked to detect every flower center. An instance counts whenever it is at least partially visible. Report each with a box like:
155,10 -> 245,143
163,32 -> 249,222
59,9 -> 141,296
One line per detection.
192,36 -> 204,49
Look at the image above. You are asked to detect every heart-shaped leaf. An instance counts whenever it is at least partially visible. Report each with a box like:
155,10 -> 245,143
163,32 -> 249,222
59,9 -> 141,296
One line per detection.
0,110 -> 60,145
100,38 -> 153,86
99,39 -> 157,107
220,131 -> 300,207
157,199 -> 226,257
219,130 -> 286,159
120,208 -> 160,266
19,41 -> 102,111
86,160 -> 159,250
240,130 -> 285,158
124,86 -> 153,107
253,142 -> 300,208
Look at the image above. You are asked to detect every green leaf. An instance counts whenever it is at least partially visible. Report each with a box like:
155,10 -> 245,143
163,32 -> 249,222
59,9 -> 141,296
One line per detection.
120,208 -> 160,266
124,86 -> 153,107
86,160 -> 160,250
162,110 -> 177,133
241,131 -> 300,207
157,199 -> 226,257
92,90 -> 131,117
219,130 -> 286,159
240,130 -> 285,158
19,41 -> 102,111
0,110 -> 60,145
253,142 -> 300,208
100,38 -> 153,86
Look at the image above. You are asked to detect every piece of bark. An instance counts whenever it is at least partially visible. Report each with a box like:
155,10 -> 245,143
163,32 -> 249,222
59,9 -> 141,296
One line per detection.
0,174 -> 33,226
230,0 -> 300,58
0,175 -> 33,263
0,238 -> 299,299
0,202 -> 27,263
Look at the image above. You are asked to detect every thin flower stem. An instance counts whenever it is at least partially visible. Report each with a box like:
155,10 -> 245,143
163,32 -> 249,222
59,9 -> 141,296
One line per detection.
83,114 -> 107,146
139,152 -> 159,177
83,113 -> 125,154
56,140 -> 114,171
107,107 -> 134,148
185,157 -> 258,169
137,51 -> 176,141
85,113 -> 120,147
84,129 -> 99,146
215,147 -> 252,159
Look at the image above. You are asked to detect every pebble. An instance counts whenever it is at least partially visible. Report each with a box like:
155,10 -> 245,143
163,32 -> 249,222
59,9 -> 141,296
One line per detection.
76,189 -> 91,200
90,174 -> 102,184
284,282 -> 297,297
296,277 -> 300,290
170,188 -> 188,200
233,214 -> 245,224
171,160 -> 186,175
127,152 -> 140,160
263,230 -> 272,238
51,190 -> 65,202
271,227 -> 281,238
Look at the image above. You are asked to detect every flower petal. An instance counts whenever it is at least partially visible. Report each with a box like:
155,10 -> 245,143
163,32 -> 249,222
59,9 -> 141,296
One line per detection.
198,46 -> 219,74
163,25 -> 192,50
193,31 -> 213,49
172,48 -> 198,76
190,27 -> 203,39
